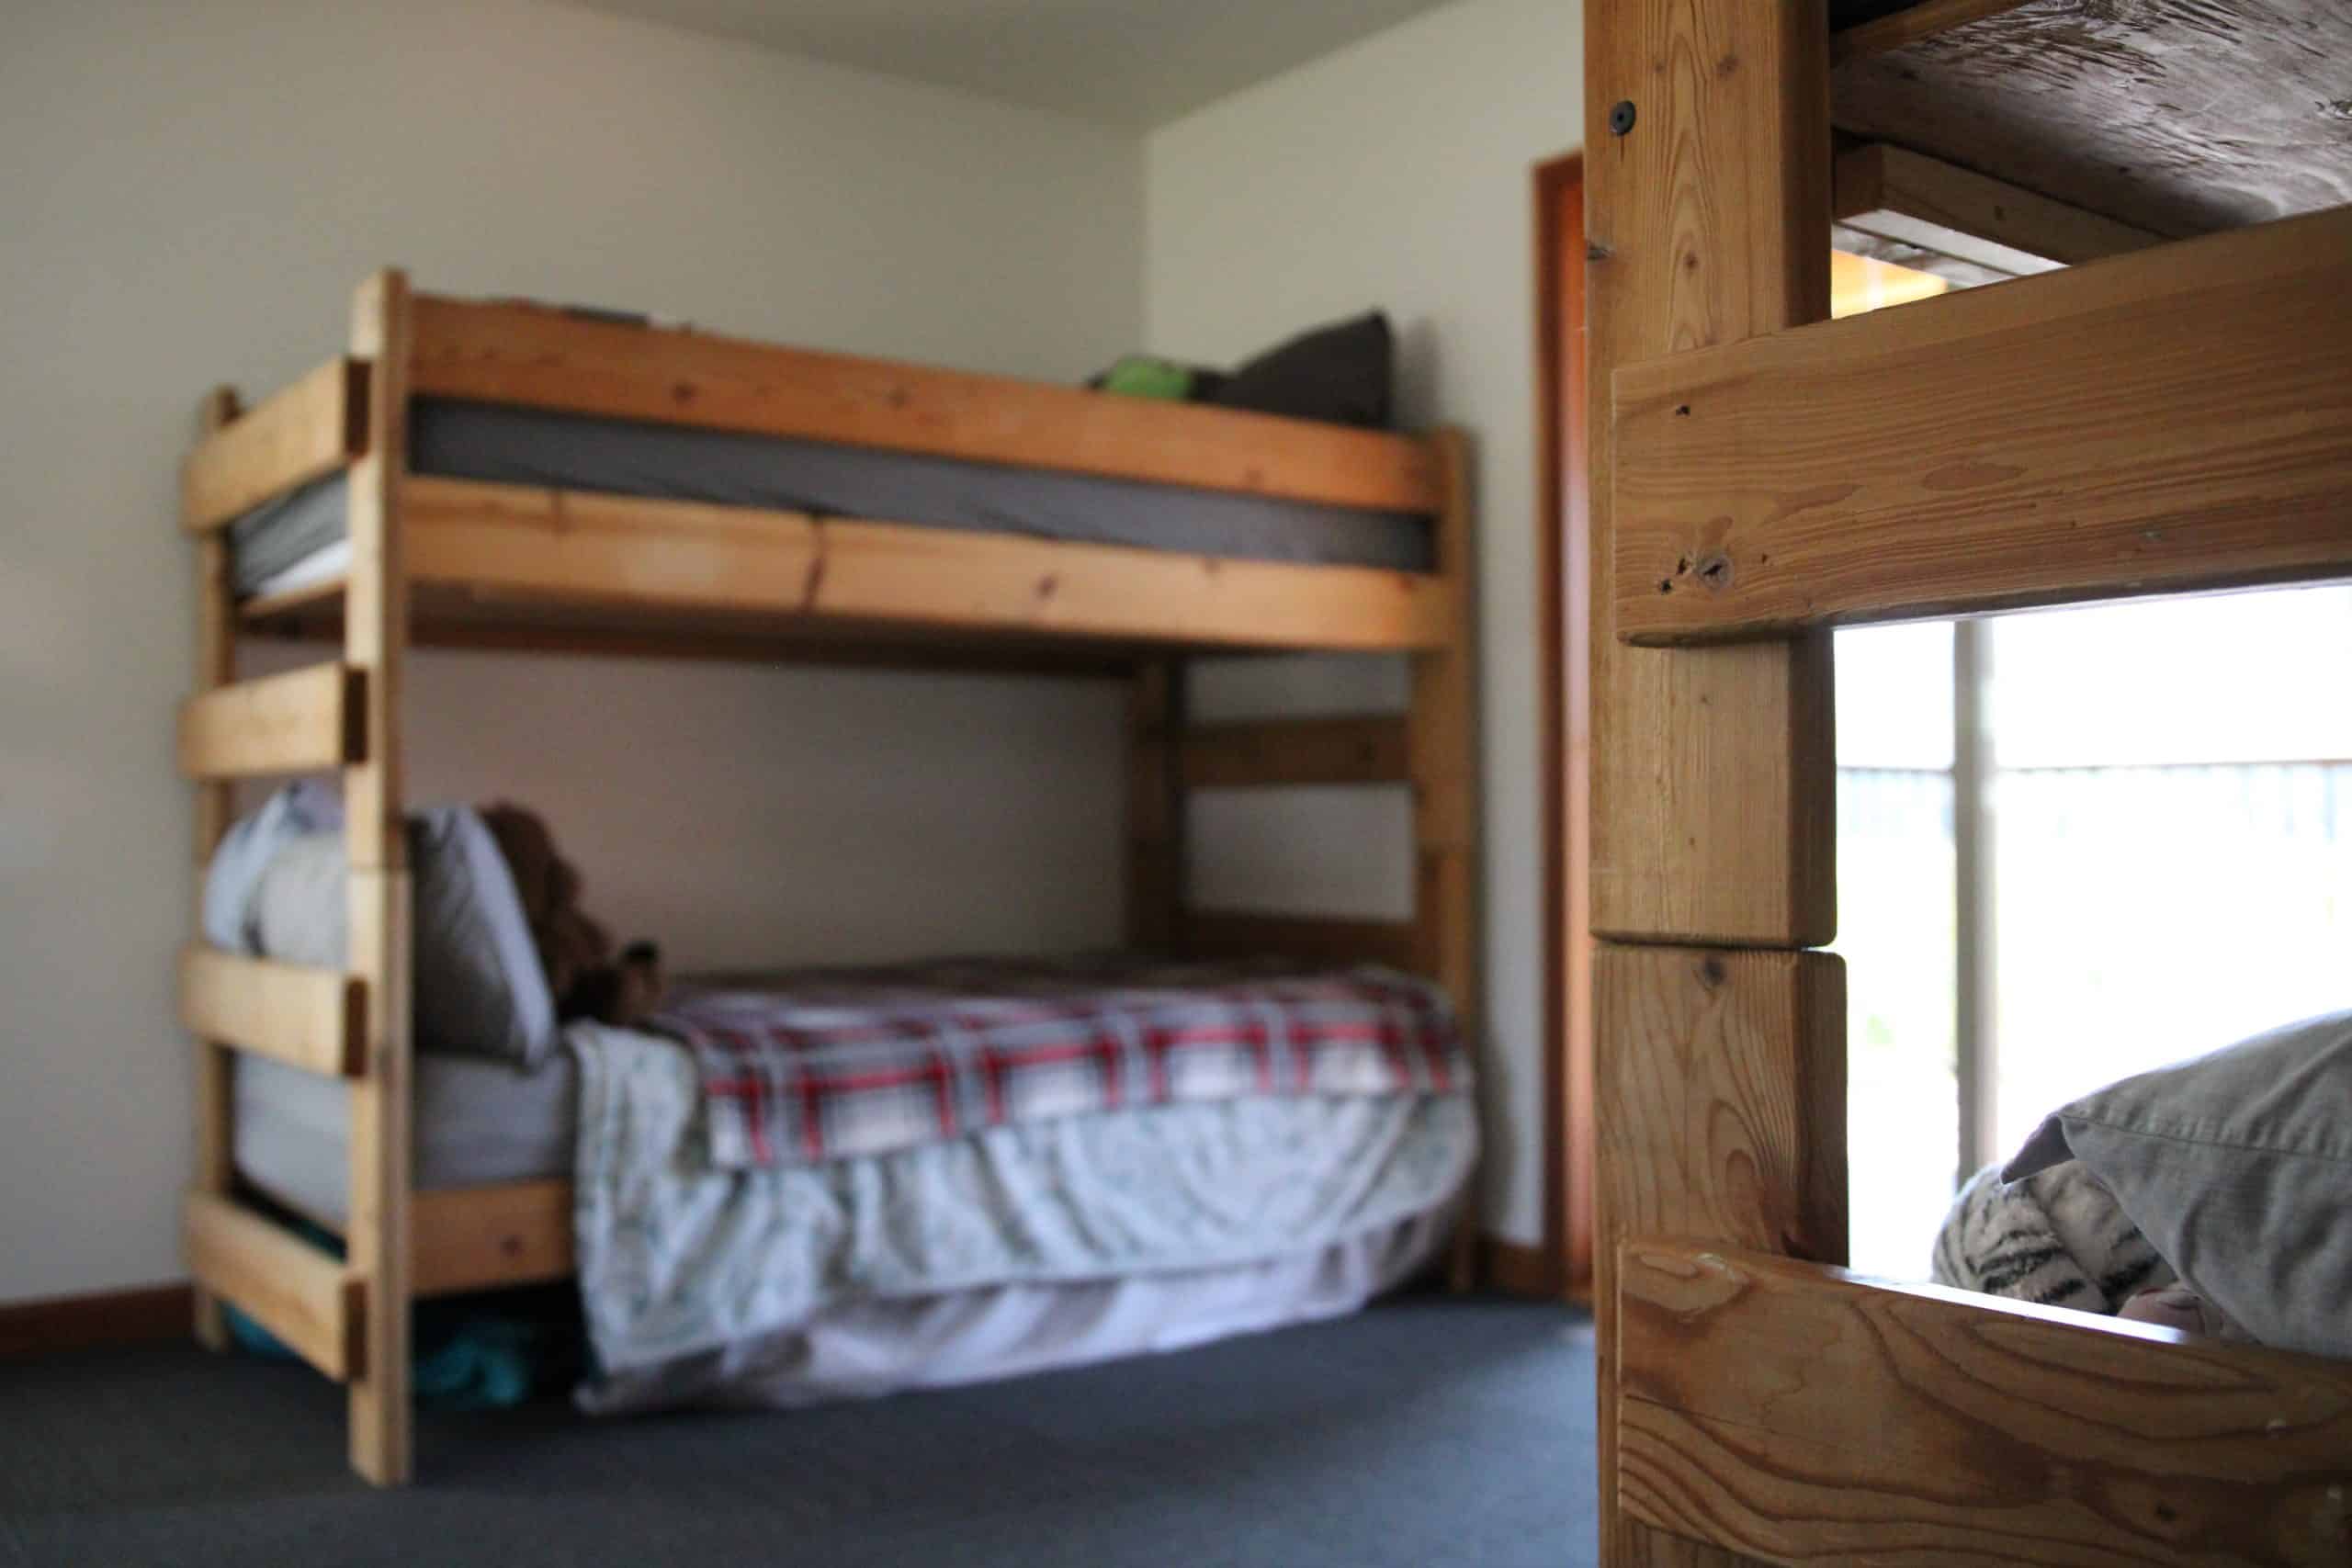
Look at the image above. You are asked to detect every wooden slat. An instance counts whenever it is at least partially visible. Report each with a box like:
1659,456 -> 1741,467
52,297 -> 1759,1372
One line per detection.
1617,1241 -> 2352,1565
175,661 -> 362,779
409,294 -> 1443,515
1180,716 -> 1408,789
401,477 -> 1454,654
345,269 -> 413,1488
1586,0 -> 1837,949
184,1192 -> 361,1381
180,357 -> 368,534
1828,0 -> 2030,62
1613,207 -> 2352,645
1182,911 -> 1419,974
1125,661 -> 1185,953
1834,142 -> 2162,274
413,1180 -> 574,1297
177,946 -> 364,1078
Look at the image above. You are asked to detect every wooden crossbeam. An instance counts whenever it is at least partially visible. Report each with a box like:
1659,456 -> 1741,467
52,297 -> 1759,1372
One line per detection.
1617,1240 -> 2352,1565
402,478 -> 1456,654
180,357 -> 368,534
177,946 -> 364,1078
413,1180 -> 574,1297
175,661 -> 363,779
1182,911 -> 1420,974
1179,716 -> 1408,789
1834,142 -> 2161,275
1614,206 -> 2352,645
183,1193 -> 362,1380
408,294 -> 1442,515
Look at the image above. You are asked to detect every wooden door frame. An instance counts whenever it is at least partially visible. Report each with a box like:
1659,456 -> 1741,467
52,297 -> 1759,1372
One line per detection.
1534,150 -> 1593,1299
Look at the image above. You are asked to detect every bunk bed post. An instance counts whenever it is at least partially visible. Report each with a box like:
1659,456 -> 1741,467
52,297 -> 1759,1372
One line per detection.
1125,660 -> 1186,953
1409,426 -> 1483,1292
344,269 -> 414,1486
189,385 -> 244,1353
1584,5 -> 1845,1563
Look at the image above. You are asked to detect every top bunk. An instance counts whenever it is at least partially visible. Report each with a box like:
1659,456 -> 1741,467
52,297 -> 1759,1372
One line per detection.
185,283 -> 1471,673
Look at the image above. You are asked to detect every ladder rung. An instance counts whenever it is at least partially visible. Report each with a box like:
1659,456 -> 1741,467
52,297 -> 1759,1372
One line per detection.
180,945 -> 365,1078
176,661 -> 364,780
184,1191 -> 363,1380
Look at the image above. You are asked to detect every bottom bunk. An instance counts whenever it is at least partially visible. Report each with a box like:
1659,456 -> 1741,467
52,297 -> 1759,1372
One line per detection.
199,795 -> 1478,1414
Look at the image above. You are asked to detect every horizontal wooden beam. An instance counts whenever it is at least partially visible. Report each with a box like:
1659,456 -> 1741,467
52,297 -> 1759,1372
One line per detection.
1180,716 -> 1408,789
175,661 -> 364,778
413,1180 -> 574,1297
409,295 -> 1443,515
1181,910 -> 1420,974
179,945 -> 365,1078
181,358 -> 368,534
183,1192 -> 362,1380
1614,207 -> 2352,644
1829,0 -> 2030,63
1834,142 -> 2161,275
404,479 -> 1454,655
1616,1240 -> 2352,1565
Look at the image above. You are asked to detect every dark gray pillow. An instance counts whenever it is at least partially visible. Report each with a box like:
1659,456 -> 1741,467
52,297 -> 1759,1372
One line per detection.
2005,1009 -> 2352,1358
1208,311 -> 1392,428
252,807 -> 559,1068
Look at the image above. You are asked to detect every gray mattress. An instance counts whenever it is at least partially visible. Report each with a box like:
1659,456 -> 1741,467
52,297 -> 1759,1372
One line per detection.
230,398 -> 1434,594
234,1051 -> 574,1224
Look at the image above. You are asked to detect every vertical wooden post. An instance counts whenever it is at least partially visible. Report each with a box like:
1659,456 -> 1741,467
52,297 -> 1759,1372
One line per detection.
1125,659 -> 1185,953
345,270 -> 414,1486
189,386 -> 243,1353
1408,427 -> 1483,1292
1585,6 -> 1845,1564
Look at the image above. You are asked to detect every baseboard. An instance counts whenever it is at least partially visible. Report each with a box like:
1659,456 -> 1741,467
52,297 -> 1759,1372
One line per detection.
1479,1236 -> 1562,1299
0,1281 -> 192,1360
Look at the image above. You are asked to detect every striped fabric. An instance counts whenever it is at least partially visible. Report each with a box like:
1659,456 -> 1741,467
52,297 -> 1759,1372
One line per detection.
654,956 -> 1469,1169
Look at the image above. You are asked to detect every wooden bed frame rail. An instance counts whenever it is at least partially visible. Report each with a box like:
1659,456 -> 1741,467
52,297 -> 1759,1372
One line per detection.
1589,3 -> 2351,1563
182,276 -> 1484,1484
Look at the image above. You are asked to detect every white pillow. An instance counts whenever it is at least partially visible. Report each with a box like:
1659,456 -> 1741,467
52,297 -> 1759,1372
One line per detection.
251,807 -> 559,1068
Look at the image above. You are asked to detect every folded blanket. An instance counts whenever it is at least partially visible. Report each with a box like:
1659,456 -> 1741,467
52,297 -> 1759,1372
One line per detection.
655,956 -> 1469,1169
1932,1159 -> 2175,1314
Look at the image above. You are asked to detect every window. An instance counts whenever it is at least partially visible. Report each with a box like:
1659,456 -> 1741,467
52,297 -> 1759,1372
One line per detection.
1836,586 -> 2352,1280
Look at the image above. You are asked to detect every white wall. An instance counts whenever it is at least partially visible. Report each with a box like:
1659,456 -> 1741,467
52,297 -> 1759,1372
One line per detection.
1147,0 -> 1582,1243
0,0 -> 1141,1303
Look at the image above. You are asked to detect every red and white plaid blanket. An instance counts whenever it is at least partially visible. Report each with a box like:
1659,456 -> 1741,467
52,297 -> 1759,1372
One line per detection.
651,955 -> 1470,1169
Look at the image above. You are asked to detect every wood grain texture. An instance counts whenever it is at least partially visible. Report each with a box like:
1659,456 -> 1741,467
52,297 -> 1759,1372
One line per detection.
179,357 -> 368,534
1586,0 -> 1838,949
1832,0 -> 2352,237
1180,911 -> 1420,974
190,386 -> 242,1353
400,477 -> 1456,655
1179,716 -> 1408,789
344,269 -> 413,1486
1829,0 -> 2032,62
1595,946 -> 1849,1567
1617,1242 -> 2352,1565
413,1181 -> 575,1297
1834,142 -> 2161,273
1614,206 -> 2352,644
177,946 -> 364,1078
175,661 -> 361,779
184,1193 -> 360,1381
409,294 -> 1443,514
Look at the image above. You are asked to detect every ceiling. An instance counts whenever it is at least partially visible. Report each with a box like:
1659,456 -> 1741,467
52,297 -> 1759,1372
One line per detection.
568,0 -> 1453,128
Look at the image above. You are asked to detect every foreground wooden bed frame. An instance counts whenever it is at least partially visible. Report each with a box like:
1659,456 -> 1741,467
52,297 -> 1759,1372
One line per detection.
177,278 -> 1482,1483
1586,2 -> 2352,1562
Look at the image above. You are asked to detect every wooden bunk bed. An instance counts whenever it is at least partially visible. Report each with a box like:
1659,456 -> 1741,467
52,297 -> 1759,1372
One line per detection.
1584,2 -> 2352,1563
177,275 -> 1482,1485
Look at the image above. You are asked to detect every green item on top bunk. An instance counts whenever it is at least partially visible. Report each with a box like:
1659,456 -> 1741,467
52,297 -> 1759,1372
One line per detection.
1097,355 -> 1197,401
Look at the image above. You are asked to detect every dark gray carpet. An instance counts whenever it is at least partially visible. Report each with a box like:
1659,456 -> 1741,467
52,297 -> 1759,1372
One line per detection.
0,1296 -> 1596,1568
